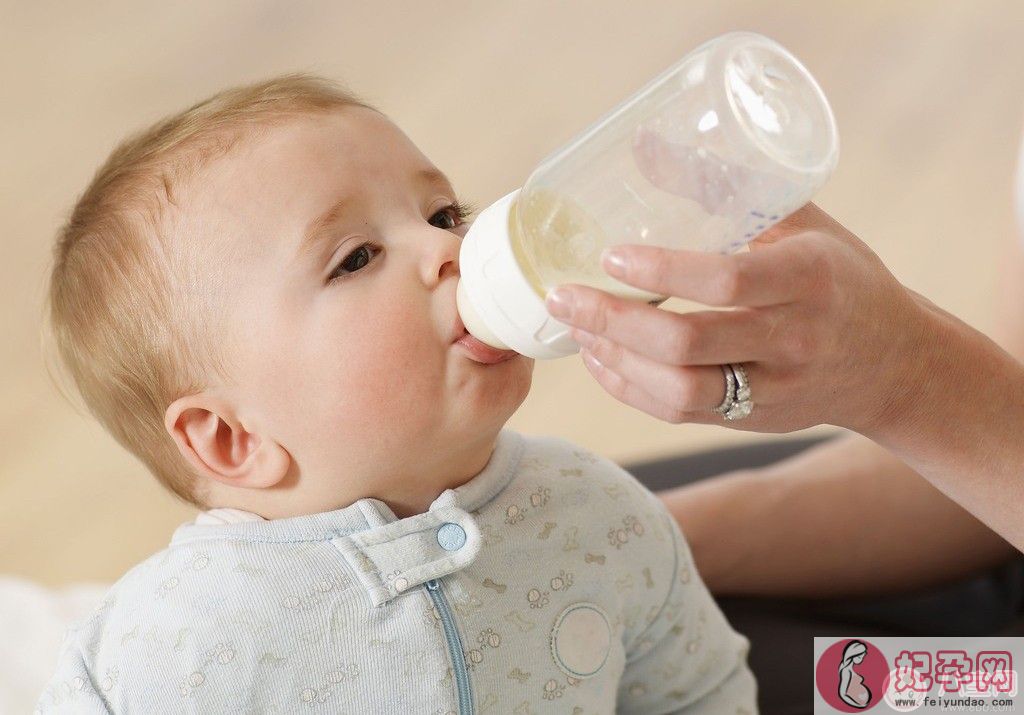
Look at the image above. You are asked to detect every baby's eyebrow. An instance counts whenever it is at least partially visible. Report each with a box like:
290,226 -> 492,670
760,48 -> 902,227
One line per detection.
295,167 -> 454,262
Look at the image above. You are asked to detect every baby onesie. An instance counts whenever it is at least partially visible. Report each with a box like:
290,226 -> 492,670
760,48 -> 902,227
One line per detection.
36,429 -> 757,714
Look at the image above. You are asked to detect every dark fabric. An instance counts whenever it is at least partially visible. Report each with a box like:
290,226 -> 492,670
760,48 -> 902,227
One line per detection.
624,435 -> 1024,715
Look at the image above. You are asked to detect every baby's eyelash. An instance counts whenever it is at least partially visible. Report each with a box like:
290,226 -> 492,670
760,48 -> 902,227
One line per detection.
448,199 -> 476,222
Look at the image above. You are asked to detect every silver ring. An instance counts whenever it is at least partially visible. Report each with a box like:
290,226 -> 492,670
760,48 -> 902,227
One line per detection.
723,363 -> 753,421
712,364 -> 736,415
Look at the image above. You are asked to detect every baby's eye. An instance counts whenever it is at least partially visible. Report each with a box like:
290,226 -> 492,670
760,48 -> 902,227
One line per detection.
327,243 -> 381,284
429,207 -> 460,230
429,200 -> 474,230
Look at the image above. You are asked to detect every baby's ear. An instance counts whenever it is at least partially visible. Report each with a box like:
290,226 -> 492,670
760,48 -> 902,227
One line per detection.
164,394 -> 290,491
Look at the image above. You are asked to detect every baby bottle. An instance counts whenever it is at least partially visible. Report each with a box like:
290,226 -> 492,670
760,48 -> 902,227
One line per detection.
456,31 -> 839,359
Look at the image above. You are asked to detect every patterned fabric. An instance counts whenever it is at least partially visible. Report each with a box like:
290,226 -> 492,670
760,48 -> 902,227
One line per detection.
36,429 -> 757,714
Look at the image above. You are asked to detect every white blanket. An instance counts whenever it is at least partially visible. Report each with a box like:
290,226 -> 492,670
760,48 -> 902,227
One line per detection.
0,576 -> 109,713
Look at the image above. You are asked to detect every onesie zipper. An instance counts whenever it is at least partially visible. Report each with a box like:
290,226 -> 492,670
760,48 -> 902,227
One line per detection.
425,578 -> 474,714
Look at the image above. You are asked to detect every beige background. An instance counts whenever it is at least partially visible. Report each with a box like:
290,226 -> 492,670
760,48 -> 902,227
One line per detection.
2,1 -> 1022,587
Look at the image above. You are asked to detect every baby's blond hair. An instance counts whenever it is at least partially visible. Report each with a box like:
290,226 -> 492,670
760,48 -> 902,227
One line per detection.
42,73 -> 378,507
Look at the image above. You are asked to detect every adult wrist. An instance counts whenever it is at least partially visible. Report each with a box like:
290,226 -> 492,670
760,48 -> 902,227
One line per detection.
845,285 -> 947,440
857,287 -> 1021,456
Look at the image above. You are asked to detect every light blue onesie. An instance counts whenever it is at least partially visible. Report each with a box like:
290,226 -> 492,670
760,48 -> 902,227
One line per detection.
37,429 -> 757,714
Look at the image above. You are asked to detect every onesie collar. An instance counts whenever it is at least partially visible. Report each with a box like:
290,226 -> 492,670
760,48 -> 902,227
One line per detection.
169,428 -> 525,606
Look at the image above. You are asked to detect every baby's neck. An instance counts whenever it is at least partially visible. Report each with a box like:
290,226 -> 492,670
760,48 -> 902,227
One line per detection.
201,431 -> 501,522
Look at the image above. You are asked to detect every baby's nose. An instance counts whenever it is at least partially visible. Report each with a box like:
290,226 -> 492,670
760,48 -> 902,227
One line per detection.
421,231 -> 461,286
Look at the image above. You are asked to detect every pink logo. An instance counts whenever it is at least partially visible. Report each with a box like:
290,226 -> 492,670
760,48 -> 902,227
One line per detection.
887,648 -> 1015,699
815,639 -> 890,711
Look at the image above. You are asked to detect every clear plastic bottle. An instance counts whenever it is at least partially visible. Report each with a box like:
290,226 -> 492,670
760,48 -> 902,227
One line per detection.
456,31 -> 839,359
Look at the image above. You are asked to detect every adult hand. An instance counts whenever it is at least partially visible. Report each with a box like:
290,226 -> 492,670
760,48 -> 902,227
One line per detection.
543,203 -> 929,435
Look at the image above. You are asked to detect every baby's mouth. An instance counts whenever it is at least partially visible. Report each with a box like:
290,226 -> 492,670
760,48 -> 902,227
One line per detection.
454,330 -> 519,364
450,315 -> 518,364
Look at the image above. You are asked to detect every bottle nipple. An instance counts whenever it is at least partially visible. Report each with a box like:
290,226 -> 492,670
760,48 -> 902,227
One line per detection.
456,279 -> 513,351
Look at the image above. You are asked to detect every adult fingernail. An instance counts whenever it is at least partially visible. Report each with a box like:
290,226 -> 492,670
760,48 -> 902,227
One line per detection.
545,288 -> 574,319
581,349 -> 603,370
602,249 -> 627,278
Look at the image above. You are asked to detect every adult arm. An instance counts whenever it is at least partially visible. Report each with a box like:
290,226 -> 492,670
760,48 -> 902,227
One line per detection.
862,268 -> 1024,552
658,430 -> 1017,597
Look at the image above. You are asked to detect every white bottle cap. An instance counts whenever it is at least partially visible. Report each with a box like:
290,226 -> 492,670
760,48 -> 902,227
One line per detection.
456,189 -> 580,360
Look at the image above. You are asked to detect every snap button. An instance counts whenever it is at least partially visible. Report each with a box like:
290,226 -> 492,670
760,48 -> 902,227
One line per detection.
436,522 -> 467,551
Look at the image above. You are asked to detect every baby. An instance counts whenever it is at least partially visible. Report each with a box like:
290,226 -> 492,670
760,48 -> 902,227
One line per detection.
37,73 -> 757,714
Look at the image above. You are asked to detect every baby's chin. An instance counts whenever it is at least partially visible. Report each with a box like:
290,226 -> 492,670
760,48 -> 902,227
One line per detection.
452,356 -> 533,423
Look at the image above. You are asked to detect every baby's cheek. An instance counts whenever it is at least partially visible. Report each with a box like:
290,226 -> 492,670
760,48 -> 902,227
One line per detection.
332,325 -> 445,415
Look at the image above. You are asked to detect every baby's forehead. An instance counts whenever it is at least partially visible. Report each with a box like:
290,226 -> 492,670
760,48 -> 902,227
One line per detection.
168,108 -> 439,255
198,109 -> 426,204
